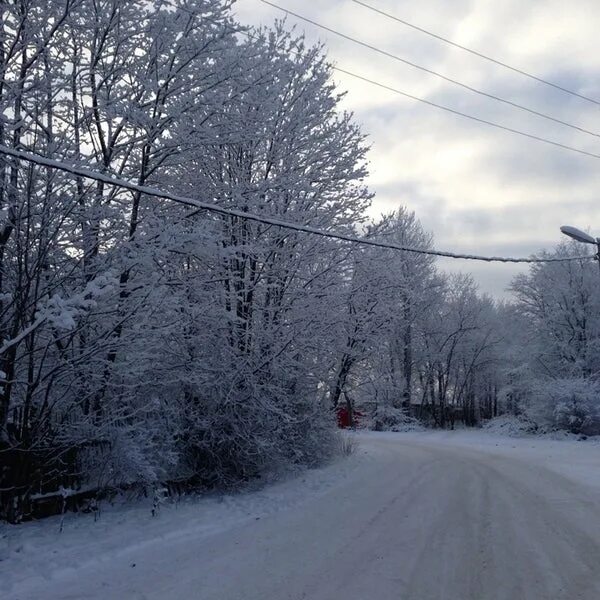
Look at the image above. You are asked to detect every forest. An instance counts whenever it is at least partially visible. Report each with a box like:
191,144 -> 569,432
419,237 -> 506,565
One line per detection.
1,0 -> 599,523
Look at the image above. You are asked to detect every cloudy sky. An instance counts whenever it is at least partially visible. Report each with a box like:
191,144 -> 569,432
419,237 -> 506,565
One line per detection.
232,0 -> 600,297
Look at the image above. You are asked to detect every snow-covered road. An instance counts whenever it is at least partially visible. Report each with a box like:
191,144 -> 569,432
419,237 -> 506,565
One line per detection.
3,431 -> 600,600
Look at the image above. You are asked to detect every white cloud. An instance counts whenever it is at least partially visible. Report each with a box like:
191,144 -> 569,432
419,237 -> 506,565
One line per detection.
233,0 -> 600,297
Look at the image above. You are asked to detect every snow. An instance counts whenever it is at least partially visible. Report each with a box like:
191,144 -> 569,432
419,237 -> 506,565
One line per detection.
482,414 -> 539,436
371,428 -> 600,492
0,443 -> 361,598
2,430 -> 600,600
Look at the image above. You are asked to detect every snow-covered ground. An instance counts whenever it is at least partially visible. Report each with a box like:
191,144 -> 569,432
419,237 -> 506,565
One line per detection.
2,430 -> 600,600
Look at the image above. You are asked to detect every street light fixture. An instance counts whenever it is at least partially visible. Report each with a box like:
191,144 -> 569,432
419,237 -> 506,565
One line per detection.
560,225 -> 600,274
560,225 -> 597,245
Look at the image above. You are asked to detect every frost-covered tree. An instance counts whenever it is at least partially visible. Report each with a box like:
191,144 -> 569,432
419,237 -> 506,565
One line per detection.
0,1 -> 372,521
331,209 -> 437,422
506,241 -> 600,433
511,242 -> 600,379
414,274 -> 502,428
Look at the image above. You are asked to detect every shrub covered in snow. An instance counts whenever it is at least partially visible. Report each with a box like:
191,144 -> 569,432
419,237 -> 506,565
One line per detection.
176,393 -> 338,488
371,406 -> 425,432
482,415 -> 538,437
527,378 -> 600,436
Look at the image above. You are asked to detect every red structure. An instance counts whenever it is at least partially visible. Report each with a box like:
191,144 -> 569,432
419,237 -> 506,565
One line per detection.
336,405 -> 363,428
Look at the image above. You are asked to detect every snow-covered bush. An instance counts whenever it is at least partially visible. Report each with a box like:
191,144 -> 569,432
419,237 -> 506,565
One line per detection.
371,406 -> 424,432
527,378 -> 600,436
337,432 -> 358,457
482,415 -> 538,437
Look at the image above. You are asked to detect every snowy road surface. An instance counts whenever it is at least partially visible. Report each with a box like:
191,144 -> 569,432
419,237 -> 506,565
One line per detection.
3,431 -> 600,600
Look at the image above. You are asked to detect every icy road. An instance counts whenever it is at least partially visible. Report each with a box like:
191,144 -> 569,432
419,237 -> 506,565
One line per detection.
4,431 -> 600,600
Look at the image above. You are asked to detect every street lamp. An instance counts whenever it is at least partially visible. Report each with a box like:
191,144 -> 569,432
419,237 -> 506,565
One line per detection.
560,225 -> 600,274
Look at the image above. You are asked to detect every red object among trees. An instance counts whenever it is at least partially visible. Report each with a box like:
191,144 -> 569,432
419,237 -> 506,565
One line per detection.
336,406 -> 363,428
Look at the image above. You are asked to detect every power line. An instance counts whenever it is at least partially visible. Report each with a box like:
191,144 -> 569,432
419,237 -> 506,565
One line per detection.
258,0 -> 600,139
0,144 -> 592,265
331,67 -> 600,161
350,0 -> 600,108
167,1 -> 600,161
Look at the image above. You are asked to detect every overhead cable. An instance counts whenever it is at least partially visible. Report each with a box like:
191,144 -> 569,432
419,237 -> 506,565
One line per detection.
350,0 -> 600,107
0,144 -> 593,265
167,0 -> 600,160
258,0 -> 600,138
